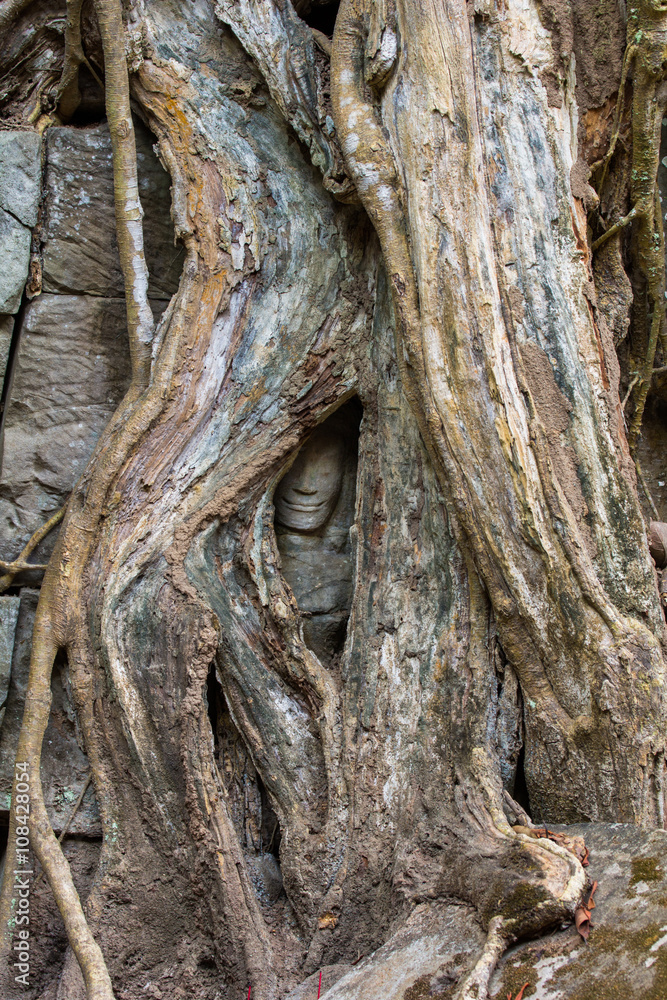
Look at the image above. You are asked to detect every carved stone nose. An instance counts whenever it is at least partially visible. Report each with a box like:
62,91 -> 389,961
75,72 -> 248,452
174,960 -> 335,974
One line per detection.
294,486 -> 317,495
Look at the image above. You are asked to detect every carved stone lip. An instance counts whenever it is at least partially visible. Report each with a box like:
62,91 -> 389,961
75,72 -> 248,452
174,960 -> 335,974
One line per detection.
280,498 -> 326,512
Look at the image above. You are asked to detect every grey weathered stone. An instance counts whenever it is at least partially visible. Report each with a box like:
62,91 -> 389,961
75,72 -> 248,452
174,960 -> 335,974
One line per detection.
275,402 -> 360,662
275,425 -> 348,532
0,595 -> 20,730
0,314 -> 14,391
286,824 -> 667,1000
0,130 -> 41,314
0,294 -> 133,564
0,129 -> 41,227
0,588 -> 100,835
489,823 -> 667,999
0,206 -> 31,313
42,121 -> 184,299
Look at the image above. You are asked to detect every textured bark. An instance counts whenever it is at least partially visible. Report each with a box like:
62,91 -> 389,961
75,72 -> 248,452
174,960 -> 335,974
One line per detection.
331,0 -> 666,826
0,0 -> 665,998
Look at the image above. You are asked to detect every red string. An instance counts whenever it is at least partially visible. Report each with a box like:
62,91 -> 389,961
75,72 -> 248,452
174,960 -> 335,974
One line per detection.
247,988 -> 251,1000
317,970 -> 322,999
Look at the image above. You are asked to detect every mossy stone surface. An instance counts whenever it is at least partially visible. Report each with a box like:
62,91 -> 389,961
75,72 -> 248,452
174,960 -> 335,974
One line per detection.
490,823 -> 667,998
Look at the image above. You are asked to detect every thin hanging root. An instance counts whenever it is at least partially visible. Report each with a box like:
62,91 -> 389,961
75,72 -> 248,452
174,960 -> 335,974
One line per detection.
94,0 -> 154,387
0,1 -> 154,996
0,505 -> 64,593
591,204 -> 640,252
591,43 -> 635,194
622,373 -> 640,411
56,0 -> 104,120
628,188 -> 666,450
453,916 -> 507,1000
635,457 -> 660,521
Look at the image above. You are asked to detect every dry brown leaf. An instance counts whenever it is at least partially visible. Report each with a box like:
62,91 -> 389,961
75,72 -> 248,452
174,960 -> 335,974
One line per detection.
318,911 -> 338,930
587,880 -> 598,910
574,880 -> 598,941
574,902 -> 592,941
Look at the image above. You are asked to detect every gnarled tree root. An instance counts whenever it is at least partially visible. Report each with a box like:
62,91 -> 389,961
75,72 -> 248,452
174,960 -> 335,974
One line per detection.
454,916 -> 507,1000
55,0 -> 104,120
0,505 -> 64,592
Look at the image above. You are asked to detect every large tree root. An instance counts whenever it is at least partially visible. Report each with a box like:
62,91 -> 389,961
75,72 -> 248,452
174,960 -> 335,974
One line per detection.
0,0 -> 34,37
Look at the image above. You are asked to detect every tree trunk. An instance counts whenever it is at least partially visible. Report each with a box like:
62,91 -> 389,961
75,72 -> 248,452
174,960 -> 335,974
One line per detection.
0,0 -> 665,998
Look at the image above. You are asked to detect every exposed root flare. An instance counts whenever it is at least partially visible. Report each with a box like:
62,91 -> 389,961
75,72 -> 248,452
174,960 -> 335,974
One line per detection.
454,916 -> 507,1000
0,505 -> 65,593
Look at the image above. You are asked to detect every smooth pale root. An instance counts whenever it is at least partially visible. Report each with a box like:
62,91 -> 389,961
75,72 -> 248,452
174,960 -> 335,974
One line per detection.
95,0 -> 153,383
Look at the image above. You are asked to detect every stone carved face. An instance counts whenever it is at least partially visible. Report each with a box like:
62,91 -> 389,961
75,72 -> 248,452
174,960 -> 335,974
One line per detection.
274,428 -> 346,532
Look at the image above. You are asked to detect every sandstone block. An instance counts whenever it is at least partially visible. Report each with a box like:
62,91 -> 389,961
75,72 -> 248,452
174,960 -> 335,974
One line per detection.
0,595 -> 20,729
0,129 -> 41,227
42,122 -> 184,299
0,207 -> 31,313
0,130 -> 41,313
0,294 -> 133,564
0,314 -> 14,392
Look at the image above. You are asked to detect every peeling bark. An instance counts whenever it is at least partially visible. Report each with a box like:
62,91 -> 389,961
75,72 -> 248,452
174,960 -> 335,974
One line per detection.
331,0 -> 667,827
0,0 -> 665,998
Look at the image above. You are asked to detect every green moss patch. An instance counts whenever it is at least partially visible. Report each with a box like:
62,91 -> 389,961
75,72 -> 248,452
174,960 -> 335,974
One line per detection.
630,857 -> 664,886
494,921 -> 667,1000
